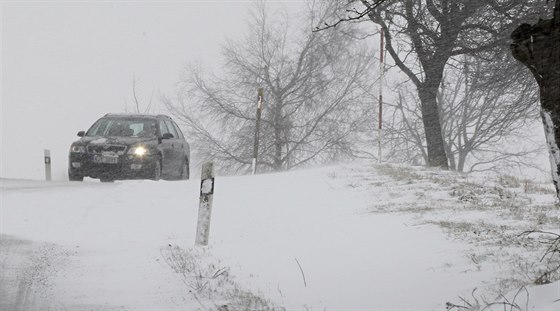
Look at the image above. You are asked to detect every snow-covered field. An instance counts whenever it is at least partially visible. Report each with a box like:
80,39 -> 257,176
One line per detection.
1,162 -> 558,310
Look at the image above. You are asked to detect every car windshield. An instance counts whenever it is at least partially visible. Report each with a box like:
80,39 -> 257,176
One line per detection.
86,118 -> 157,138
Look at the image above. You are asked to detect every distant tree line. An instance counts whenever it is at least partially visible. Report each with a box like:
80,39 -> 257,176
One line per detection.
324,0 -> 551,171
165,0 -> 556,178
165,1 -> 375,173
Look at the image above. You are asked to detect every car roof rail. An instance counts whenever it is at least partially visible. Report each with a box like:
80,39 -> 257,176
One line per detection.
157,114 -> 171,119
102,113 -> 162,118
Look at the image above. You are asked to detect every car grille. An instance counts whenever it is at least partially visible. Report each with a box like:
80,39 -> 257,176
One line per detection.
87,145 -> 127,155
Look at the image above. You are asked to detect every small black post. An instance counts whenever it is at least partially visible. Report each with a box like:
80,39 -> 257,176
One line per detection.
44,149 -> 52,181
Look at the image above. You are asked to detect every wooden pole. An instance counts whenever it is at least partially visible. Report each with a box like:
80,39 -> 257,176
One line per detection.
44,149 -> 52,181
252,88 -> 264,174
195,162 -> 214,246
378,28 -> 385,163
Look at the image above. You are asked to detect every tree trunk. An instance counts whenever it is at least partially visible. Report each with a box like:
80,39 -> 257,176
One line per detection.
418,83 -> 449,169
511,0 -> 560,199
457,151 -> 467,173
273,99 -> 284,171
445,142 -> 457,171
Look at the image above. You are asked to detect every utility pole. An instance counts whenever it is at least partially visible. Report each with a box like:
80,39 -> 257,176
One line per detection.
378,28 -> 385,163
252,88 -> 264,174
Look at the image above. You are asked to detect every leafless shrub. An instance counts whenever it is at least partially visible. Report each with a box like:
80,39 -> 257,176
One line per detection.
221,287 -> 273,311
518,230 -> 560,285
522,180 -> 556,195
375,164 -> 424,182
162,246 -> 225,293
161,246 -> 275,310
496,174 -> 556,195
499,175 -> 522,188
446,287 -> 529,311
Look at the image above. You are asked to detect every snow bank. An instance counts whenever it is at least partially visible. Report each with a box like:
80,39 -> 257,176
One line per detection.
1,163 -> 558,310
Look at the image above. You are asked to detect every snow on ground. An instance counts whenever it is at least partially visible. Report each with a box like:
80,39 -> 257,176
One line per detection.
0,162 -> 558,310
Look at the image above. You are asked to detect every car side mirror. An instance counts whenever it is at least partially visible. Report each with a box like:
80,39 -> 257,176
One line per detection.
77,131 -> 85,137
162,133 -> 174,140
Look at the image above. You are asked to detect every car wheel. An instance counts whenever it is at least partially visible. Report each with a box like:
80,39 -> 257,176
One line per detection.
180,160 -> 190,180
152,159 -> 161,181
69,173 -> 83,182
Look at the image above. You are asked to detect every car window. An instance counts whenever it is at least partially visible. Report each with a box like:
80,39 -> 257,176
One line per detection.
86,118 -> 157,137
137,120 -> 158,137
129,123 -> 143,135
159,120 -> 170,136
171,121 -> 185,140
86,119 -> 110,136
164,120 -> 178,139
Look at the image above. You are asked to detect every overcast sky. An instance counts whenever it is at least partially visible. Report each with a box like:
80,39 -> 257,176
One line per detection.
0,1 -> 550,181
1,0 -> 298,180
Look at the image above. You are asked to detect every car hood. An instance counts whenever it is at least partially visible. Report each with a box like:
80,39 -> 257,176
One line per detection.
78,136 -> 156,146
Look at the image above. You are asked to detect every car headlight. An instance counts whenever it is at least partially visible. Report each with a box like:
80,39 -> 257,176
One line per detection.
71,145 -> 86,153
128,146 -> 150,156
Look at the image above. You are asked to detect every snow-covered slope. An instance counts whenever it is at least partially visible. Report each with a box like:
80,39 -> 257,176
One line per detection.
1,162 -> 558,310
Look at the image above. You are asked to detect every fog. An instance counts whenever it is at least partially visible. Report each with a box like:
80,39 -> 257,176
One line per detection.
1,1 -> 559,309
0,1 -> 551,180
1,1 -> 259,180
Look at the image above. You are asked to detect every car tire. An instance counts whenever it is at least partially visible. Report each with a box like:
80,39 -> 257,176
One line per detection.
69,173 -> 84,182
180,159 -> 190,180
152,159 -> 161,181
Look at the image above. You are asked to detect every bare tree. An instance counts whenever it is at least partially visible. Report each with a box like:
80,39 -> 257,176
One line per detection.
440,55 -> 541,172
125,73 -> 154,114
384,51 -> 544,173
164,1 -> 375,173
319,0 -> 549,169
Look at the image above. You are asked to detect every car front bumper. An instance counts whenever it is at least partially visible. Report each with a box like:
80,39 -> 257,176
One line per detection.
68,152 -> 157,180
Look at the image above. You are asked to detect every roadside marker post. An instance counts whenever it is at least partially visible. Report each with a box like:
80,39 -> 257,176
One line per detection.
378,28 -> 385,163
252,88 -> 264,175
44,149 -> 52,181
195,162 -> 214,246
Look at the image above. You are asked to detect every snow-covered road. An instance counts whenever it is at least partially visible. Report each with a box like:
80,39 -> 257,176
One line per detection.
1,164 -> 557,310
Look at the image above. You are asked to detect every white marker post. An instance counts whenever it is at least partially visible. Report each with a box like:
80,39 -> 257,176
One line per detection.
195,162 -> 214,246
44,149 -> 52,181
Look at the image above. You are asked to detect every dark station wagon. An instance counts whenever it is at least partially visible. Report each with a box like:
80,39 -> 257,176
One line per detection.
68,114 -> 190,182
